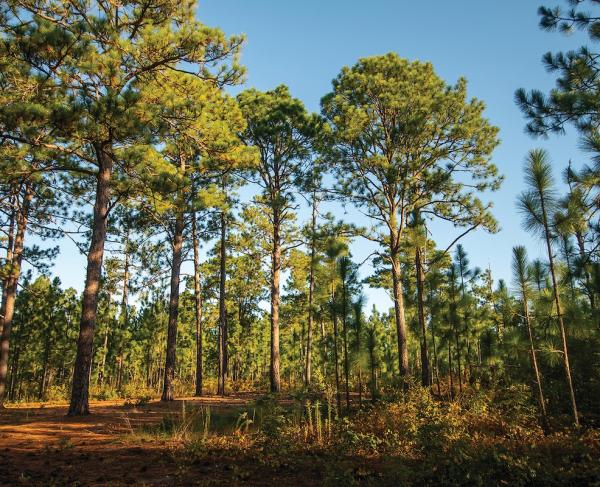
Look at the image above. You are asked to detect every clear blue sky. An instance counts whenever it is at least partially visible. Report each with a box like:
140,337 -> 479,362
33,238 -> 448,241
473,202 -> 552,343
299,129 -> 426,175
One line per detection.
38,0 -> 588,313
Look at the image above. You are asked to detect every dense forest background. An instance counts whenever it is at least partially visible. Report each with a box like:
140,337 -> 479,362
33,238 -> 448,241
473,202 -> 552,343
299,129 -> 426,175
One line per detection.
0,1 -> 600,485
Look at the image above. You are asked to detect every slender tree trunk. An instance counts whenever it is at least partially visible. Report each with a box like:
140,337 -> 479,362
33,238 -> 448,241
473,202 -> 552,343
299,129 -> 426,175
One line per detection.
575,231 -> 595,311
116,232 -> 129,392
390,251 -> 409,379
521,287 -> 549,432
97,324 -> 110,386
305,193 -> 317,385
192,218 -> 203,396
331,284 -> 341,413
448,341 -> 454,400
431,319 -> 441,396
369,337 -> 376,403
0,182 -> 32,407
539,196 -> 579,426
415,247 -> 430,387
8,321 -> 25,401
341,279 -> 350,410
270,209 -> 281,393
161,212 -> 184,401
450,282 -> 463,394
320,317 -> 327,377
218,210 -> 227,395
0,199 -> 15,338
69,143 -> 113,416
39,332 -> 51,400
429,286 -> 441,396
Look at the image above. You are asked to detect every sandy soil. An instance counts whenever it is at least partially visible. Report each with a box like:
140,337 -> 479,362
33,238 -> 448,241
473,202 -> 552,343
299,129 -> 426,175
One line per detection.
0,393 -> 309,487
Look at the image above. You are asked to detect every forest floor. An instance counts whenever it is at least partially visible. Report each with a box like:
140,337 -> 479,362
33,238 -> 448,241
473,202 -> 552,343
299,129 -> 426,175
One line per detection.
0,393 -> 309,486
1,392 -> 387,487
1,391 -> 599,486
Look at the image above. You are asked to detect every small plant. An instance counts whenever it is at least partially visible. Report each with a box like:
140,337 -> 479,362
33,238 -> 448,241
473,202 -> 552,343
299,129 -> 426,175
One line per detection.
235,411 -> 254,435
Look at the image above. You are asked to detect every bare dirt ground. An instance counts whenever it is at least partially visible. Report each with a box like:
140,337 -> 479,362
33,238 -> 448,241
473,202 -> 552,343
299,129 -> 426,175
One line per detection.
0,393 -> 316,487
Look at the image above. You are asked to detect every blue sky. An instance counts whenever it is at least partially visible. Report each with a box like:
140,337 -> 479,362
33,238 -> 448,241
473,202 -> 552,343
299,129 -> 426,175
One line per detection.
37,0 -> 588,312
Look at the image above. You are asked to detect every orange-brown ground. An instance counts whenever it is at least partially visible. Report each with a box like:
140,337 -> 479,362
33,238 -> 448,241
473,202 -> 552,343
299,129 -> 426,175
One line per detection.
0,393 -> 317,487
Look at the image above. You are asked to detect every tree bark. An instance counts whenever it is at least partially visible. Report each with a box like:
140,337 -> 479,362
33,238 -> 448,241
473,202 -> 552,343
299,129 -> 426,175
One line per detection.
218,210 -> 227,395
539,195 -> 579,426
69,143 -> 113,415
575,231 -> 595,311
305,193 -> 317,385
192,218 -> 203,396
270,209 -> 281,393
161,212 -> 184,401
415,247 -> 430,387
331,285 -> 341,413
0,199 -> 15,339
0,182 -> 32,407
341,277 -> 350,410
390,252 -> 409,378
521,285 -> 549,432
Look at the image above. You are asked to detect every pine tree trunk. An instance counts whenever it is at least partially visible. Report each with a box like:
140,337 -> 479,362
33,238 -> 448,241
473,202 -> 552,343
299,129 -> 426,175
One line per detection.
69,144 -> 113,416
450,282 -> 463,394
522,286 -> 549,432
415,247 -> 430,387
390,242 -> 409,379
341,279 -> 350,410
192,218 -> 203,396
270,209 -> 281,393
161,212 -> 184,401
116,232 -> 129,392
97,324 -> 109,386
0,182 -> 33,407
539,196 -> 579,426
39,332 -> 51,400
448,341 -> 454,400
320,318 -> 327,377
0,199 -> 15,339
369,339 -> 376,403
305,194 -> 317,385
575,231 -> 595,311
331,285 -> 341,413
218,210 -> 227,395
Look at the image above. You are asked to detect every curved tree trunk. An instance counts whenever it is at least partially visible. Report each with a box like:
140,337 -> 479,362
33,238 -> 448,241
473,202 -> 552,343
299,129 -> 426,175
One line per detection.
69,143 -> 113,416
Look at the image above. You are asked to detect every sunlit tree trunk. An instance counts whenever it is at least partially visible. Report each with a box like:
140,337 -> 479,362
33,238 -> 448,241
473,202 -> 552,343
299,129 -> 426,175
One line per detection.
341,275 -> 350,410
539,195 -> 579,426
305,193 -> 317,385
0,182 -> 33,407
192,218 -> 203,396
161,211 -> 184,401
70,143 -> 113,416
415,247 -> 430,387
521,284 -> 549,432
270,207 -> 281,393
0,198 -> 15,339
331,284 -> 341,413
218,210 -> 228,395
